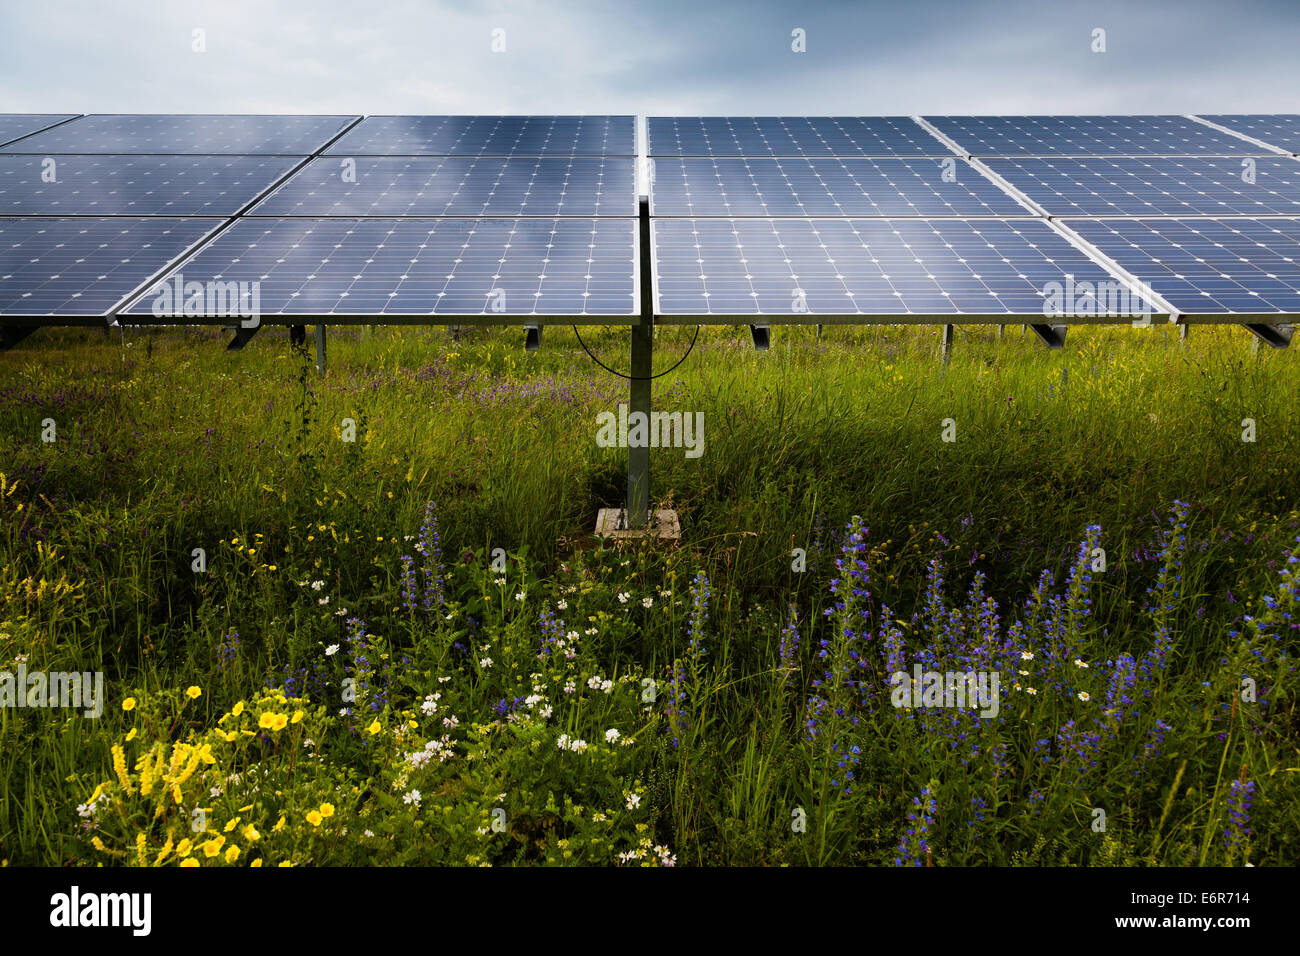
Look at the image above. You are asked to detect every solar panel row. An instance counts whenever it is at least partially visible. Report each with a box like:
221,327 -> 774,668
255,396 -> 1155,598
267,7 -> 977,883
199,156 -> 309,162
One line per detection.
3,114 -> 1300,331
0,114 -> 640,323
649,114 -> 1300,325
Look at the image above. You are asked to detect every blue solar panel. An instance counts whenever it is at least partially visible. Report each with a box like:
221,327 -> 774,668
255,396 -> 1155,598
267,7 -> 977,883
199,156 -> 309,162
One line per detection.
647,117 -> 948,157
925,115 -> 1268,157
0,217 -> 221,316
0,115 -> 359,155
1198,115 -> 1300,154
650,157 -> 1028,217
0,155 -> 299,216
121,218 -> 637,320
1066,217 -> 1300,316
985,156 -> 1300,216
250,156 -> 635,218
0,114 -> 79,148
325,116 -> 635,156
652,218 -> 1155,318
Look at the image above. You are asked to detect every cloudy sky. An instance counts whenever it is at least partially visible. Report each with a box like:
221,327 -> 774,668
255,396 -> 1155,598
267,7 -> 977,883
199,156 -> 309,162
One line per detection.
2,0 -> 1298,118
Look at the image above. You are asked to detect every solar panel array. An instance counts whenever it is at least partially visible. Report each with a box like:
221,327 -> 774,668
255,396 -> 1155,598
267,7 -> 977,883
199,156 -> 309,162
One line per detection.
3,113 -> 1299,335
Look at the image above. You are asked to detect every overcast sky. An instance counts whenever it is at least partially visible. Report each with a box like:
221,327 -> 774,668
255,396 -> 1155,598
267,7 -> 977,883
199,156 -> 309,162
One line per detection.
2,0 -> 1298,118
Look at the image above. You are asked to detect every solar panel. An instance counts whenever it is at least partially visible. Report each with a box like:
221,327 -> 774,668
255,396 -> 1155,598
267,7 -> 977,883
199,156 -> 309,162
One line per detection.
1066,217 -> 1300,317
0,114 -> 359,156
925,115 -> 1268,157
652,217 -> 1157,320
325,116 -> 636,156
120,217 -> 637,320
649,157 -> 1029,217
0,217 -> 222,317
0,114 -> 79,148
647,117 -> 949,157
1198,115 -> 1300,154
250,156 -> 635,218
984,156 -> 1300,217
0,155 -> 300,217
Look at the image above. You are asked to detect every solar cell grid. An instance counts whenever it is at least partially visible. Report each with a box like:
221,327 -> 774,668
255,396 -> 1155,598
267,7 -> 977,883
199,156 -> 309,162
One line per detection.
251,156 -> 635,218
0,155 -> 300,217
647,116 -> 949,157
325,115 -> 636,156
0,217 -> 221,316
1198,115 -> 1300,155
1066,217 -> 1300,316
650,157 -> 1029,217
121,217 -> 637,319
0,114 -> 79,148
925,115 -> 1269,157
0,114 -> 359,156
652,217 -> 1154,319
984,156 -> 1300,217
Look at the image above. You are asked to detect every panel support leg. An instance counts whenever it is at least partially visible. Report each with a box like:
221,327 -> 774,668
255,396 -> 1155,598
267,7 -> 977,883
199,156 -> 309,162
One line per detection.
316,323 -> 327,375
627,197 -> 654,529
940,324 -> 954,365
1179,323 -> 1189,343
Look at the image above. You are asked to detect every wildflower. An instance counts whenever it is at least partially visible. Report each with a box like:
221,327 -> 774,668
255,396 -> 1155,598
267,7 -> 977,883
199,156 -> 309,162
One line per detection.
325,644 -> 339,656
479,657 -> 493,669
1021,651 -> 1034,661
186,686 -> 202,699
225,845 -> 240,864
180,858 -> 199,867
320,803 -> 335,818
1074,659 -> 1089,668
617,592 -> 630,604
306,810 -> 323,827
1026,687 -> 1038,696
642,597 -> 654,608
122,698 -> 136,712
231,701 -> 245,716
1078,691 -> 1091,702
605,728 -> 621,743
403,790 -> 421,806
626,793 -> 641,810
201,836 -> 225,857
367,719 -> 382,735
242,824 -> 260,842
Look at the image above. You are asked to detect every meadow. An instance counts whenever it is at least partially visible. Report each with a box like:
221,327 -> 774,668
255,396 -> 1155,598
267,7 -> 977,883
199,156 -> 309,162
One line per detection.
0,321 -> 1296,866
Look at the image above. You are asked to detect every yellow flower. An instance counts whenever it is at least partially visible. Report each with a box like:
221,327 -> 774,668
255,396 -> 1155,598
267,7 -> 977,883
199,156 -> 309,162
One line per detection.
259,713 -> 275,730
250,858 -> 263,867
224,818 -> 239,833
319,803 -> 335,818
269,713 -> 288,732
122,698 -> 136,712
242,824 -> 261,843
176,838 -> 193,858
278,861 -> 293,868
367,720 -> 381,736
273,815 -> 286,832
180,858 -> 200,867
186,686 -> 202,700
125,728 -> 138,741
111,744 -> 133,794
291,711 -> 304,724
201,836 -> 225,857
306,810 -> 323,827
224,845 -> 240,864
91,836 -> 107,852
231,701 -> 245,717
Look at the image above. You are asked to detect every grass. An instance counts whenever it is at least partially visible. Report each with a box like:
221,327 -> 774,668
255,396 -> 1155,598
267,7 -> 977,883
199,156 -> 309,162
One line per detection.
0,320 -> 1296,866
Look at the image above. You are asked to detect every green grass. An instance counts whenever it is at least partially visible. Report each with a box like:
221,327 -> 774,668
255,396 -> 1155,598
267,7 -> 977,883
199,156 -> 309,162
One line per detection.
0,321 -> 1296,866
